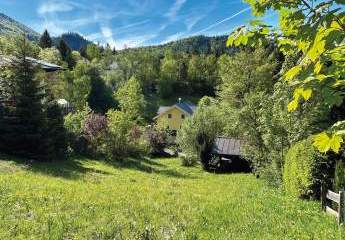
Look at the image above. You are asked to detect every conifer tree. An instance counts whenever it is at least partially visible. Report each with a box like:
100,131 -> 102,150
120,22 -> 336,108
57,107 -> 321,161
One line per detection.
58,39 -> 75,69
44,100 -> 67,160
39,29 -> 52,49
0,36 -> 46,159
58,39 -> 71,60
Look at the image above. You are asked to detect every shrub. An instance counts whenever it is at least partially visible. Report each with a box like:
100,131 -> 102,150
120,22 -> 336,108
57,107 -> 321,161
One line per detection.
105,110 -> 148,160
176,97 -> 224,171
146,125 -> 168,156
181,154 -> 198,167
83,113 -> 108,156
64,105 -> 90,154
283,137 -> 333,199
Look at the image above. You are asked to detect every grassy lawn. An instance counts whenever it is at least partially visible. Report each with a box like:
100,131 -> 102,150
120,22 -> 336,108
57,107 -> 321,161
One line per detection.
0,155 -> 344,239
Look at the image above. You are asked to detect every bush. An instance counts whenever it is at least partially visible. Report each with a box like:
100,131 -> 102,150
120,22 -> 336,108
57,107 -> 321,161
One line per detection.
83,113 -> 108,156
181,154 -> 198,167
64,105 -> 90,154
176,97 -> 224,171
146,125 -> 168,156
283,137 -> 333,199
105,110 -> 149,160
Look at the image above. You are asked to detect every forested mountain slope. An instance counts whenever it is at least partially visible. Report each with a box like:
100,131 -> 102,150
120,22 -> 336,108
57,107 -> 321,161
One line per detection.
0,13 -> 39,41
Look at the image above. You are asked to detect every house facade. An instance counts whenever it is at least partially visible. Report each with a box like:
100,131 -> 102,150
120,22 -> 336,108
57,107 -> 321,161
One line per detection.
154,101 -> 196,132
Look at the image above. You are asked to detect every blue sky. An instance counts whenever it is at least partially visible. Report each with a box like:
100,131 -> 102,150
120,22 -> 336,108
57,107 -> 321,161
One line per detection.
0,0 -> 277,49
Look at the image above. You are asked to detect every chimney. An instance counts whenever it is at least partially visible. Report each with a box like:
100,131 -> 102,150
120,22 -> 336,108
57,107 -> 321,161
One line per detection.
178,97 -> 182,103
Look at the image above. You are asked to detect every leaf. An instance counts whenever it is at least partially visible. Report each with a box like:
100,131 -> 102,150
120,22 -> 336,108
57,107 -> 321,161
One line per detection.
313,133 -> 331,153
335,130 -> 345,136
288,99 -> 298,112
313,133 -> 344,153
314,61 -> 323,74
285,65 -> 302,80
301,88 -> 312,101
329,135 -> 343,153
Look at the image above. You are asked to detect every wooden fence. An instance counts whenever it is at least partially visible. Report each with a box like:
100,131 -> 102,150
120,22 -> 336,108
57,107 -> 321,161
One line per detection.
321,183 -> 344,225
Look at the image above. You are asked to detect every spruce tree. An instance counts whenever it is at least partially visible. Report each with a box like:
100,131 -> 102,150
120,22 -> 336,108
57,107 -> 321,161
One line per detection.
39,29 -> 52,49
58,39 -> 71,60
58,39 -> 75,69
44,100 -> 67,160
0,36 -> 46,159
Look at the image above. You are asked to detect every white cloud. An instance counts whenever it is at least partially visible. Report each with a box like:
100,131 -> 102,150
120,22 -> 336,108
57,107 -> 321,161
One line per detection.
38,1 -> 74,15
165,0 -> 187,20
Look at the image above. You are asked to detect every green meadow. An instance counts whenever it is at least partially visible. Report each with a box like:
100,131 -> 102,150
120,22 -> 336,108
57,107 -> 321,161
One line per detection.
0,156 -> 344,239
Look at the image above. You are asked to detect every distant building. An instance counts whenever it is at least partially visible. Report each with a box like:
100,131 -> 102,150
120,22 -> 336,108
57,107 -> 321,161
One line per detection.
153,99 -> 196,133
0,55 -> 64,72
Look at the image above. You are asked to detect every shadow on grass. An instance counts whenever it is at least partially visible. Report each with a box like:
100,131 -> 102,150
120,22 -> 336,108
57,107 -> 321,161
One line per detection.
0,154 -> 112,180
0,154 -> 196,180
105,157 -> 197,179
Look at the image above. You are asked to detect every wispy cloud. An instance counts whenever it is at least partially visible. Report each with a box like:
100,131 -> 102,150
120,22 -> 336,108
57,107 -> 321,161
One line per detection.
115,20 -> 150,32
165,0 -> 187,20
38,1 -> 74,14
163,32 -> 185,44
184,14 -> 205,31
193,7 -> 250,35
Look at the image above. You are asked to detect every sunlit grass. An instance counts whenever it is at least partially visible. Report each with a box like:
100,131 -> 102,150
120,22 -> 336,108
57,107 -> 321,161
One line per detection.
0,155 -> 344,239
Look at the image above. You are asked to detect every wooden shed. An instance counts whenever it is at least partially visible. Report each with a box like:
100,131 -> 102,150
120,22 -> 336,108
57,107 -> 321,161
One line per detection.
212,137 -> 251,172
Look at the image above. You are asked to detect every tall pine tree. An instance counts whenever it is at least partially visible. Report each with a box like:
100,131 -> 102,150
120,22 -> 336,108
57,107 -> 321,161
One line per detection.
39,29 -> 52,49
0,36 -> 46,159
58,39 -> 75,69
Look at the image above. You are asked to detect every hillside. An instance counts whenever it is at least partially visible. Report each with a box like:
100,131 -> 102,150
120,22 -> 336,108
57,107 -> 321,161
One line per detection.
0,155 -> 343,239
121,35 -> 235,56
0,13 -> 39,41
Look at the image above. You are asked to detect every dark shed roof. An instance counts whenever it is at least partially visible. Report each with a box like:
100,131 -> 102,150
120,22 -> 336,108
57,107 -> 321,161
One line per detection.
213,137 -> 242,156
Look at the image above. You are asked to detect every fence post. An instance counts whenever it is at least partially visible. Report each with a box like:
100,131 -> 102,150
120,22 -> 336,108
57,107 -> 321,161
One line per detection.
321,182 -> 327,211
338,191 -> 344,225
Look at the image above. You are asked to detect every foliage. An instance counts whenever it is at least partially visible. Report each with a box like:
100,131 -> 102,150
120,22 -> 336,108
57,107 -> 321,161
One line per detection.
283,137 -> 334,199
64,105 -> 91,154
115,76 -> 145,121
177,97 -> 224,170
86,44 -> 101,61
0,156 -> 344,239
0,36 -> 67,161
218,48 -> 279,173
105,109 -> 145,159
180,154 -> 198,167
87,66 -> 116,114
66,62 -> 92,111
39,29 -> 52,49
334,159 -> 345,191
57,39 -> 75,69
0,36 -> 46,160
44,101 -> 68,160
38,47 -> 62,65
227,0 -> 345,153
83,113 -> 108,156
146,125 -> 169,156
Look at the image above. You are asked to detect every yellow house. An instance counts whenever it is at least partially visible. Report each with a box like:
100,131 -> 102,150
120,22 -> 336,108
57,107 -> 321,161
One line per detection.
153,101 -> 196,132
